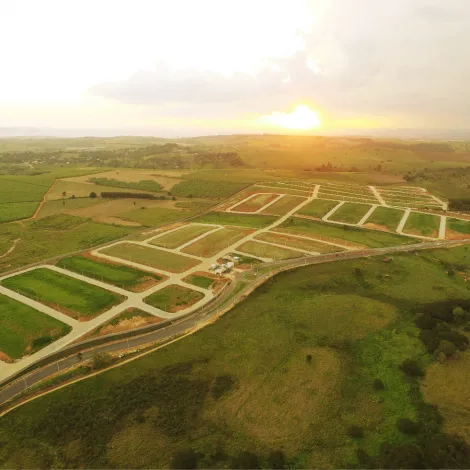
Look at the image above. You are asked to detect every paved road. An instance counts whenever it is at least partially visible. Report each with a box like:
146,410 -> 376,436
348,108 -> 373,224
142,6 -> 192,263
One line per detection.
1,236 -> 468,408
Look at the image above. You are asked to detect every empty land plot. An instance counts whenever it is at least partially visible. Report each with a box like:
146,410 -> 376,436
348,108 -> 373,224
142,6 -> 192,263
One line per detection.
446,218 -> 470,239
363,206 -> 404,231
402,212 -> 441,237
296,199 -> 340,219
182,227 -> 253,257
182,272 -> 226,290
278,217 -> 416,248
57,256 -> 165,292
101,243 -> 201,273
256,232 -> 342,253
1,268 -> 123,320
261,195 -> 306,215
192,211 -> 276,228
36,198 -> 103,219
231,193 -> 280,212
320,184 -> 373,196
236,241 -> 304,260
170,180 -> 249,198
144,284 -> 204,313
259,181 -> 313,191
328,202 -> 373,224
149,224 -> 215,249
317,191 -> 377,204
0,294 -> 71,360
253,185 -> 311,196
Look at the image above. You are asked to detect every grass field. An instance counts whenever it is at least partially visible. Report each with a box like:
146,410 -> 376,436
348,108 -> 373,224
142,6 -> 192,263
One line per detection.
402,212 -> 441,237
182,227 -> 253,257
0,202 -> 39,223
279,217 -> 416,248
57,256 -> 165,292
1,269 -> 123,319
0,294 -> 71,360
170,180 -> 249,198
328,202 -> 373,224
149,224 -> 215,249
101,243 -> 201,273
236,240 -> 304,260
363,206 -> 404,231
261,195 -> 306,215
5,247 -> 470,468
36,197 -> 103,219
192,211 -> 276,228
182,273 -> 217,289
231,193 -> 280,212
446,218 -> 470,238
256,232 -> 343,254
296,199 -> 340,218
144,284 -> 204,312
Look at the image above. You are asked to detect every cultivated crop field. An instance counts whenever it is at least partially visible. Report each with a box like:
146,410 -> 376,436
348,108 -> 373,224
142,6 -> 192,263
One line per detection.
144,284 -> 204,313
402,212 -> 441,238
101,243 -> 201,273
1,268 -> 123,320
0,294 -> 71,360
363,206 -> 404,231
236,240 -> 303,260
149,224 -> 215,249
327,202 -> 373,224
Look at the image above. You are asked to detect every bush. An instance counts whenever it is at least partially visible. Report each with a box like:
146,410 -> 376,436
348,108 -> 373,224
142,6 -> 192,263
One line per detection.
267,450 -> 286,469
373,378 -> 385,390
91,352 -> 112,370
170,448 -> 198,469
89,192 -> 97,198
415,312 -> 440,330
400,359 -> 424,377
397,418 -> 420,435
423,434 -> 470,468
348,425 -> 364,438
434,340 -> 457,359
230,451 -> 260,469
379,443 -> 424,469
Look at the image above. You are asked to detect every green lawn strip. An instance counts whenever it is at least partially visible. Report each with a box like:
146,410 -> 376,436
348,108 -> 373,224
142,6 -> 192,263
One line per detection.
328,202 -> 374,224
446,218 -> 470,235
256,232 -> 342,253
1,269 -> 123,319
144,284 -> 204,312
0,202 -> 39,223
149,224 -> 215,249
261,195 -> 307,216
192,211 -> 276,228
236,240 -> 304,260
182,227 -> 253,257
296,198 -> 339,218
279,217 -> 416,248
402,212 -> 441,237
101,243 -> 201,273
0,294 -> 71,359
363,206 -> 404,231
56,256 -> 164,291
183,274 -> 215,289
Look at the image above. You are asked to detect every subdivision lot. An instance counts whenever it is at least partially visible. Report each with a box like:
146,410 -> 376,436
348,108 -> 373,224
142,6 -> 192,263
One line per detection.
1,268 -> 123,320
0,294 -> 71,360
446,218 -> 470,238
192,211 -> 276,228
261,195 -> 306,215
327,202 -> 373,224
182,273 -> 216,289
278,217 -> 417,248
256,232 -> 343,253
363,206 -> 404,231
230,193 -> 280,212
236,240 -> 303,260
101,243 -> 201,273
149,224 -> 215,249
253,185 -> 310,196
182,227 -> 253,257
144,284 -> 204,313
56,256 -> 165,292
402,212 -> 441,237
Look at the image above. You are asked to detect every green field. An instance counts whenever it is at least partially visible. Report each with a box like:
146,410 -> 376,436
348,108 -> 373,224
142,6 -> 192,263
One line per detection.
36,197 -> 103,218
261,195 -> 306,215
183,274 -> 216,289
144,284 -> 204,312
447,218 -> 470,236
254,184 -> 310,196
402,212 -> 441,237
149,224 -> 215,249
279,217 -> 416,248
364,206 -> 404,231
1,269 -> 123,319
231,193 -> 279,212
297,199 -> 340,219
0,202 -> 39,223
192,211 -> 276,228
0,175 -> 52,204
90,178 -> 163,192
182,227 -> 252,257
236,240 -> 303,260
57,256 -> 164,291
170,180 -> 248,198
4,246 -> 470,467
256,232 -> 343,254
0,294 -> 71,359
328,202 -> 374,224
101,243 -> 201,273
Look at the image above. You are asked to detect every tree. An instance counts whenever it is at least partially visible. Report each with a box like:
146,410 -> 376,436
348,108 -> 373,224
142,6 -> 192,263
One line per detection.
62,191 -> 67,197
435,339 -> 457,360
306,354 -> 312,364
267,450 -> 285,469
170,449 -> 198,469
89,191 -> 97,198
76,352 -> 83,362
348,425 -> 364,438
379,443 -> 424,469
400,359 -> 424,377
230,451 -> 260,469
91,352 -> 111,370
373,378 -> 385,390
397,418 -> 420,435
424,434 -> 470,468
71,194 -> 76,199
452,306 -> 467,324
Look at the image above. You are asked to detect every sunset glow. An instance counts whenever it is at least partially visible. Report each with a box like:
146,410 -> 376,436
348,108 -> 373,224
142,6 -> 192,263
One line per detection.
263,105 -> 322,131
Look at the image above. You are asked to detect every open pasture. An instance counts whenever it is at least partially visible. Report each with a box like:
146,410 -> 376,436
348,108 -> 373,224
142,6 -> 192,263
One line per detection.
446,218 -> 470,239
144,284 -> 204,313
182,227 -> 253,257
261,195 -> 306,215
192,211 -> 276,228
57,256 -> 165,292
256,232 -> 343,253
363,206 -> 404,231
1,268 -> 123,320
236,240 -> 303,260
296,198 -> 340,219
327,202 -> 374,224
149,224 -> 215,249
101,243 -> 201,273
230,193 -> 280,212
0,294 -> 71,360
402,212 -> 441,237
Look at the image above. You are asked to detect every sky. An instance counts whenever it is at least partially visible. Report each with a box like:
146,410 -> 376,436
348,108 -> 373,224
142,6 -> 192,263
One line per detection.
1,0 -> 470,136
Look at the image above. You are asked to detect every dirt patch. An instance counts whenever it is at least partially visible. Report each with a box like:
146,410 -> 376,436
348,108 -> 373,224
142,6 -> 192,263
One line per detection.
95,217 -> 142,227
98,315 -> 163,336
363,222 -> 390,232
0,350 -> 13,363
0,238 -> 21,259
445,230 -> 470,240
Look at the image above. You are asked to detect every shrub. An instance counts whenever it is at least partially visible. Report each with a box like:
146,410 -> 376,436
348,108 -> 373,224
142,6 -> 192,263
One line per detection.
348,425 -> 364,438
397,418 -> 420,435
400,359 -> 424,377
170,448 -> 198,469
211,375 -> 235,399
91,352 -> 112,370
373,378 -> 385,390
230,451 -> 260,469
306,354 -> 312,364
267,450 -> 286,469
434,340 -> 457,359
89,192 -> 97,198
452,306 -> 467,324
423,434 -> 470,468
415,312 -> 440,330
379,443 -> 424,469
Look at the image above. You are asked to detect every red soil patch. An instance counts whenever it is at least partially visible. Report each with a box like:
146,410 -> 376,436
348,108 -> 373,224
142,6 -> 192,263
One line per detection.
363,222 -> 391,232
0,350 -> 13,363
445,230 -> 470,241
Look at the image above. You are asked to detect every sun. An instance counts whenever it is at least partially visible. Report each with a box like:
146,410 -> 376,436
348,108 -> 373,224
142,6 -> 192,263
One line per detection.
264,105 -> 322,130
